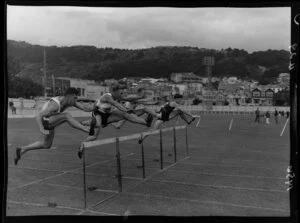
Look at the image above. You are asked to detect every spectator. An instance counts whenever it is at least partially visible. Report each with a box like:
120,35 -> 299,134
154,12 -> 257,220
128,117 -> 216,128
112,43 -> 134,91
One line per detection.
9,101 -> 16,114
254,108 -> 260,123
282,111 -> 285,117
274,109 -> 279,124
19,97 -> 24,114
32,98 -> 37,109
286,111 -> 290,119
265,111 -> 271,125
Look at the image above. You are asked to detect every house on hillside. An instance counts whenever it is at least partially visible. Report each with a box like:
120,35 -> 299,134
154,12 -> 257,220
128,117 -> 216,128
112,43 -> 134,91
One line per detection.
251,87 -> 274,106
215,92 -> 226,105
170,72 -> 202,83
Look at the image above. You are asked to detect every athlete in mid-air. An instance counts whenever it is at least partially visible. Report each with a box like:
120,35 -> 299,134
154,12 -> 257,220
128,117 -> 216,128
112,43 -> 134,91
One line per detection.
111,87 -> 160,129
138,94 -> 196,144
77,85 -> 155,158
14,88 -> 95,165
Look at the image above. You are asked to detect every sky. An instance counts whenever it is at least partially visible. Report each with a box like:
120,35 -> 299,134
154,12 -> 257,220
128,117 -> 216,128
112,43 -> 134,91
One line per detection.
7,6 -> 291,52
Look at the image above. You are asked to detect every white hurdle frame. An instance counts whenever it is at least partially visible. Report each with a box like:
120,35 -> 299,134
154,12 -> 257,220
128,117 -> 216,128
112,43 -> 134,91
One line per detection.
80,125 -> 188,209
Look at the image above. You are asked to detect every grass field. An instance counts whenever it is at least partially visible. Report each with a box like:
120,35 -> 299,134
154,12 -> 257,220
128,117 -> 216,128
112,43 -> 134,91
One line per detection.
6,113 -> 290,216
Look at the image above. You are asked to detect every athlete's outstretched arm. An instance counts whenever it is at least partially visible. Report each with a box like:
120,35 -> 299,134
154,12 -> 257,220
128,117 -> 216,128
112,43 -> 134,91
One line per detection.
74,101 -> 95,112
77,97 -> 97,103
106,96 -> 130,112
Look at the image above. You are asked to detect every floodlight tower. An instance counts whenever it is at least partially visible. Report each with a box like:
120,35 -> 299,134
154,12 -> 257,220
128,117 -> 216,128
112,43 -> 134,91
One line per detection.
202,56 -> 215,108
202,56 -> 215,89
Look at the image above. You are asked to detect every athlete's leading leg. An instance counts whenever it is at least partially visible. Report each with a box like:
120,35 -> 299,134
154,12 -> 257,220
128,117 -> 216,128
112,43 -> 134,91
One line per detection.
137,106 -> 159,117
111,119 -> 127,129
138,120 -> 164,144
80,119 -> 92,126
112,110 -> 153,127
78,114 -> 102,159
48,112 -> 90,133
169,110 -> 195,124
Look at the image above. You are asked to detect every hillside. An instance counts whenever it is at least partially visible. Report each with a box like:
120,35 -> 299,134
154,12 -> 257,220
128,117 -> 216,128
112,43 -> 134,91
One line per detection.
7,40 -> 290,85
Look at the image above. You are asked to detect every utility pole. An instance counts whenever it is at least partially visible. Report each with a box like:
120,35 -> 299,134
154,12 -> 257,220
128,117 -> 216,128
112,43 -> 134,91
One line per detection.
43,47 -> 47,98
52,74 -> 55,97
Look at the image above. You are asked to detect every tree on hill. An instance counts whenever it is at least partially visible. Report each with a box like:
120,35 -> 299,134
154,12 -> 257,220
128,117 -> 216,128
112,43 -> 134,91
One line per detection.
7,40 -> 290,85
273,90 -> 290,106
7,55 -> 43,98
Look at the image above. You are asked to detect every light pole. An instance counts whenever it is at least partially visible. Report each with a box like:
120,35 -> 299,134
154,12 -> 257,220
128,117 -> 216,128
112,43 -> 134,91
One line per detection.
43,46 -> 47,98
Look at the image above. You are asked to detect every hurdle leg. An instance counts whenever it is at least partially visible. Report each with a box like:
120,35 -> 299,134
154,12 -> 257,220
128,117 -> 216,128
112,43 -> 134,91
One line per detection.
228,118 -> 234,132
115,137 -> 123,192
173,127 -> 177,163
280,118 -> 289,136
82,145 -> 87,209
160,130 -> 163,170
141,136 -> 146,179
185,127 -> 189,156
196,116 -> 201,127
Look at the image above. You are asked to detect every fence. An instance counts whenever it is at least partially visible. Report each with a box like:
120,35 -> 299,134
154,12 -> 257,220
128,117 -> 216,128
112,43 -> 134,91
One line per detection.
7,98 -> 290,118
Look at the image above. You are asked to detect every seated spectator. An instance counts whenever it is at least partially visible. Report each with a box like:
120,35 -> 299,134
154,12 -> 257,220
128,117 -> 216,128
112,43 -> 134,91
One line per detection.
9,101 -> 16,114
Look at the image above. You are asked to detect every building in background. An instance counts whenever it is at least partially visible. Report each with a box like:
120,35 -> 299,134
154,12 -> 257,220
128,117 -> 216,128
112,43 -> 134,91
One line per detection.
85,83 -> 110,100
104,79 -> 118,86
45,76 -> 111,99
251,87 -> 274,106
170,72 -> 202,83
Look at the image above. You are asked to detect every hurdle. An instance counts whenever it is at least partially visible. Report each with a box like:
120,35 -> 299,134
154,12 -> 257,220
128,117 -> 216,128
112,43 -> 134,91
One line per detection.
80,125 -> 188,209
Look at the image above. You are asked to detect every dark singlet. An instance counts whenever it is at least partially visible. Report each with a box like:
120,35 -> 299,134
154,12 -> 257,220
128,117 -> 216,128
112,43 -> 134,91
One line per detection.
90,94 -> 113,133
159,102 -> 175,122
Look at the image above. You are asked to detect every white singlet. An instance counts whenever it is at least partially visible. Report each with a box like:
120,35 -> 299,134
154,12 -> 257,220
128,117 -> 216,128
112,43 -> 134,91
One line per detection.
41,97 -> 61,115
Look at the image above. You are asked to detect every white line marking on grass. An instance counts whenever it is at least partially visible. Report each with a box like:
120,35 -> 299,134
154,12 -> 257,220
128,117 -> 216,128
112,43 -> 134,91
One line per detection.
38,182 -> 119,194
83,209 -> 118,216
87,156 -> 191,210
176,161 -> 279,170
7,200 -> 82,212
9,166 -> 64,173
164,169 -> 286,180
66,170 -> 144,181
123,192 -> 289,213
280,118 -> 289,136
7,199 -> 118,216
8,153 -> 135,191
184,156 -> 288,166
228,118 -> 233,131
147,179 -> 286,193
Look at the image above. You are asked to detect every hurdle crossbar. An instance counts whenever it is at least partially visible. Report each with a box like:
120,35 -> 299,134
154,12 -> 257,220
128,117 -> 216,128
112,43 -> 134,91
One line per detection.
82,125 -> 186,149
